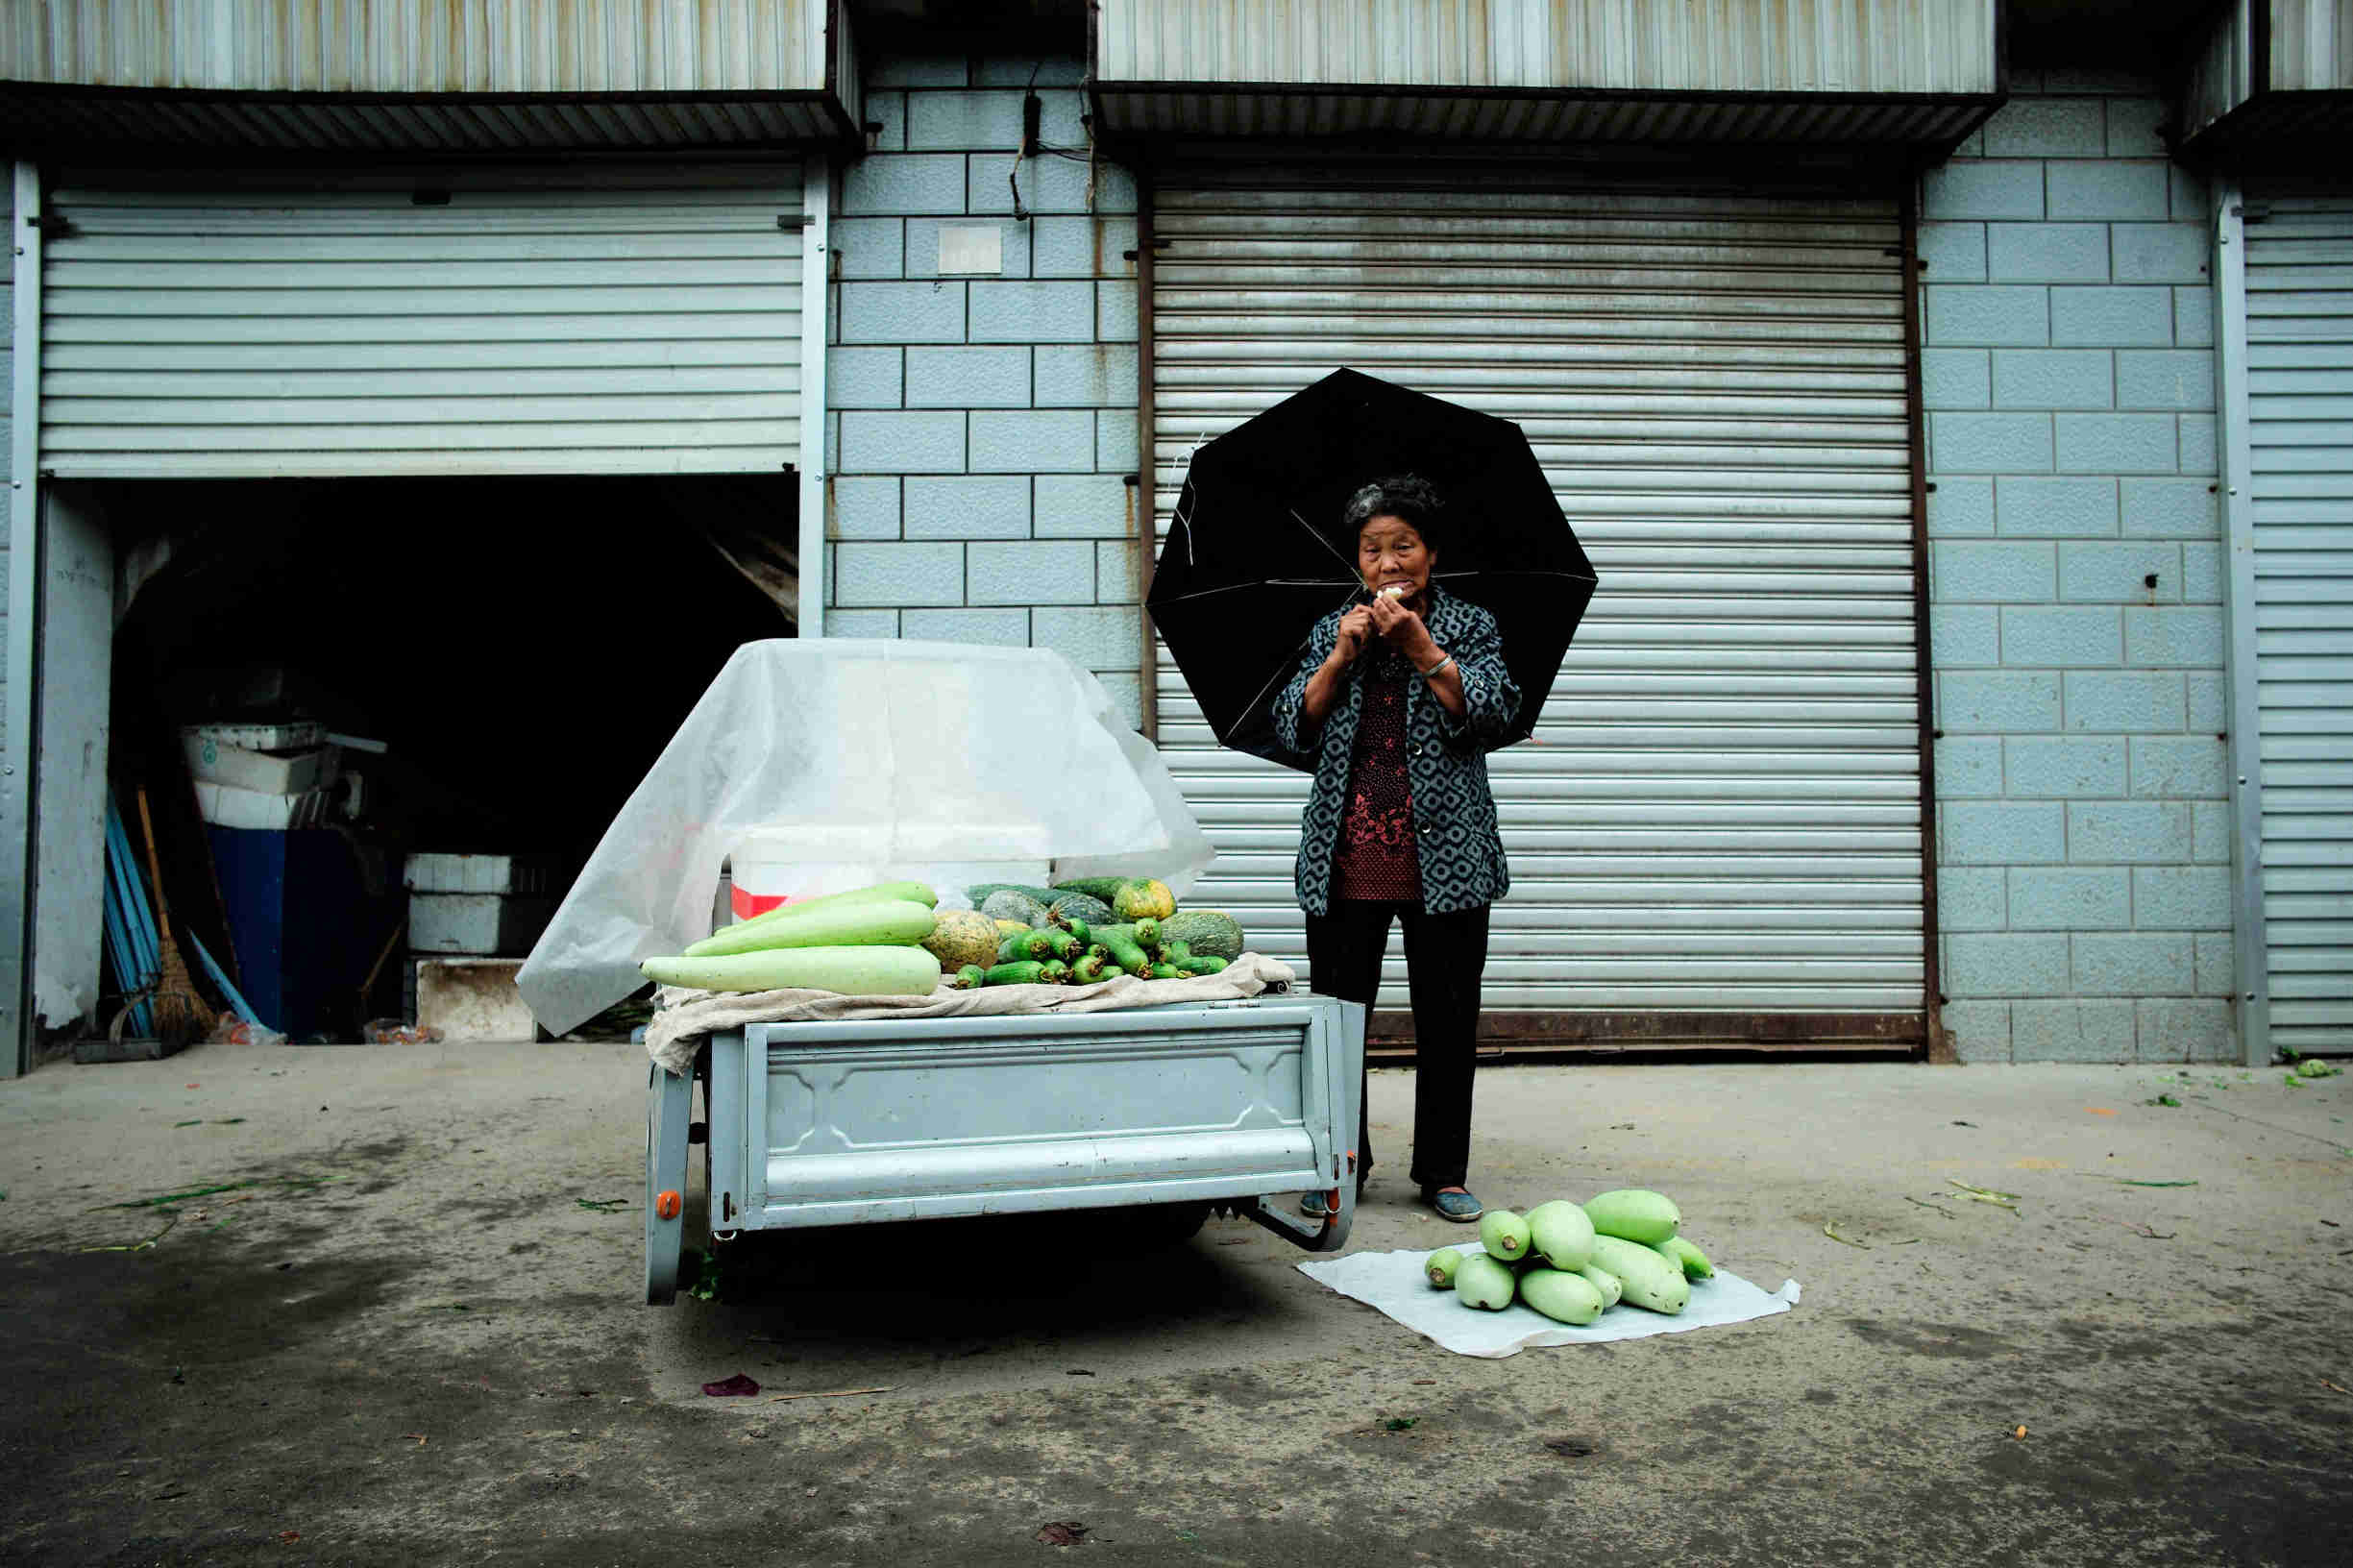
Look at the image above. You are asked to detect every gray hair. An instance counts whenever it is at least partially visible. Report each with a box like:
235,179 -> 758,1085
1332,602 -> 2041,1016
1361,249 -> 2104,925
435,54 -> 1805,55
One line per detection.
1343,473 -> 1446,551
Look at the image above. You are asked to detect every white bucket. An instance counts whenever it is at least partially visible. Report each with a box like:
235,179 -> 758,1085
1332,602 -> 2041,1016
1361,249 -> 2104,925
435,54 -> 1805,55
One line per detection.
725,825 -> 893,921
723,822 -> 1053,920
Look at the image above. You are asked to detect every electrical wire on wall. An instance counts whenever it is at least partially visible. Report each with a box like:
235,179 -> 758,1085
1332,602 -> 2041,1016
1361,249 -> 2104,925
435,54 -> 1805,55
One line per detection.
1007,60 -> 1102,219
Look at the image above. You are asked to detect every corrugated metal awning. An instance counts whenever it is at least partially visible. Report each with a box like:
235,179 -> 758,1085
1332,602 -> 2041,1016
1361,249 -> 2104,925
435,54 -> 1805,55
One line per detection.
0,86 -> 858,156
1091,86 -> 1996,149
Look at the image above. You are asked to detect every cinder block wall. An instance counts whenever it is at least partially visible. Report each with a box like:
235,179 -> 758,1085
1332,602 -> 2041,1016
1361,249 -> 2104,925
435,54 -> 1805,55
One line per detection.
822,54 -> 1147,724
1921,70 -> 2234,1064
1,175 -> 12,753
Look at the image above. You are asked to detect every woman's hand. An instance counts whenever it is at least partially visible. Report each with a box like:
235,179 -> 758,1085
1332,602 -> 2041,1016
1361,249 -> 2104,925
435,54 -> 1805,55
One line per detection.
1329,606 -> 1375,668
1367,593 -> 1440,665
1303,607 -> 1375,726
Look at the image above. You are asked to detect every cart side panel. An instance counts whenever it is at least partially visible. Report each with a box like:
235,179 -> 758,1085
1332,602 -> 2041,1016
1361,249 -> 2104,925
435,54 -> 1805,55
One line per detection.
743,1000 -> 1342,1229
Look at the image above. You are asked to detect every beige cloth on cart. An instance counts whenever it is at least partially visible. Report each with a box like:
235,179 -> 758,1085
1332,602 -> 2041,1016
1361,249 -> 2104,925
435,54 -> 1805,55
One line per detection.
644,952 -> 1297,1075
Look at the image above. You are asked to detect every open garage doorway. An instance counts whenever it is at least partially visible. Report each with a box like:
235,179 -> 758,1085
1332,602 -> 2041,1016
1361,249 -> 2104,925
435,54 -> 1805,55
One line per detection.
91,472 -> 795,1043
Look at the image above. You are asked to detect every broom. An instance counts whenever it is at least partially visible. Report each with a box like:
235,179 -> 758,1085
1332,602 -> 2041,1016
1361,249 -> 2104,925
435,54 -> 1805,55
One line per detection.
135,787 -> 205,1047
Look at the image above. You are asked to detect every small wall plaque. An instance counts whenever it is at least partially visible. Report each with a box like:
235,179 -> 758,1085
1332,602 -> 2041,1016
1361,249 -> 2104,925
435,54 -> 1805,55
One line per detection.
938,224 -> 1004,277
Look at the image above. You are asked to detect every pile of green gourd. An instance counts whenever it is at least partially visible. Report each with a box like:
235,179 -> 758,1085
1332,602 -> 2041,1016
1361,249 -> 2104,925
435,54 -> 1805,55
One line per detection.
1424,1189 -> 1714,1325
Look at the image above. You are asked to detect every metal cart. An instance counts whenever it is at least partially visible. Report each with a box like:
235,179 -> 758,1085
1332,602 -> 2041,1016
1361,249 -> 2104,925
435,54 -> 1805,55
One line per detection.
644,992 -> 1364,1302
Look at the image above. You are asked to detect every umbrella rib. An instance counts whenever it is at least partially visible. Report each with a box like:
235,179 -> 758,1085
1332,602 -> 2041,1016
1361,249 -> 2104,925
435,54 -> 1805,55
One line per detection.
1288,507 -> 1360,577
1220,629 -> 1325,749
1150,577 -> 1356,606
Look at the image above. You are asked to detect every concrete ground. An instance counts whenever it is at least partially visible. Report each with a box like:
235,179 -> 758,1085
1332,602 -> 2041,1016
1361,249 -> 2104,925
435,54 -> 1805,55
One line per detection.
0,1037 -> 2347,1567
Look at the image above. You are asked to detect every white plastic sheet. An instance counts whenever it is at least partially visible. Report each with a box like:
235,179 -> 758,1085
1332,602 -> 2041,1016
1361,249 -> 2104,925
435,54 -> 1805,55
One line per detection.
1298,1244 -> 1800,1359
517,639 -> 1215,1036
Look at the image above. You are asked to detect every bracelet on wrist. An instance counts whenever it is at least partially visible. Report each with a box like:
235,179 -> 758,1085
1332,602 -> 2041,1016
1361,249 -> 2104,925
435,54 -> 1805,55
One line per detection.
1418,652 -> 1455,679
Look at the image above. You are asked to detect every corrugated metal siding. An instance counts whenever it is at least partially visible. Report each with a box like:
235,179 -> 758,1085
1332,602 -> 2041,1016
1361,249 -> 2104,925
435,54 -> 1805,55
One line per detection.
2182,0 -> 2258,140
40,170 -> 805,478
1099,0 -> 1998,93
2182,0 -> 2353,147
1149,167 -> 1922,1015
2274,0 -> 2353,90
2,0 -> 826,92
2245,189 -> 2353,1054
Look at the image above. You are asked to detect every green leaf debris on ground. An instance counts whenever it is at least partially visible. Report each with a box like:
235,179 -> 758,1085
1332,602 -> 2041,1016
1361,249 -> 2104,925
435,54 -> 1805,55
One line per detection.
2149,1093 -> 2182,1107
1384,1417 -> 1419,1432
108,1181 -> 257,1210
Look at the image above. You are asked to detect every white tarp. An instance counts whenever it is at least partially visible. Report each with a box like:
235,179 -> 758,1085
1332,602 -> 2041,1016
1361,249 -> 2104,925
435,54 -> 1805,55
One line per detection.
1299,1244 -> 1800,1359
517,639 -> 1215,1036
638,953 -> 1296,1075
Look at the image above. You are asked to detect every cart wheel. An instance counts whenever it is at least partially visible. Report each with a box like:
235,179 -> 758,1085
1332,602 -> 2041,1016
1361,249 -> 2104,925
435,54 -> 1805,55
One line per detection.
644,1061 -> 695,1305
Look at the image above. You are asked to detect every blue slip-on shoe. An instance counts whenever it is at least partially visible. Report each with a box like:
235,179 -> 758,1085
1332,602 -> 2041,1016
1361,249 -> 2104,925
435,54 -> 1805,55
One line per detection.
1426,1188 -> 1483,1223
1299,1178 -> 1370,1219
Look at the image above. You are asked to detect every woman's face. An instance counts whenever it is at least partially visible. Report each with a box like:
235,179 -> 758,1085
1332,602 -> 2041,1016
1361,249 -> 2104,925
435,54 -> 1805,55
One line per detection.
1358,514 -> 1436,601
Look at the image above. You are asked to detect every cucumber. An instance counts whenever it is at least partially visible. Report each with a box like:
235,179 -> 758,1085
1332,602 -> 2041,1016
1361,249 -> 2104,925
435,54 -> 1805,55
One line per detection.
982,961 -> 1049,987
1453,1254 -> 1517,1311
997,931 -> 1053,964
1036,927 -> 1080,962
1587,1236 -> 1689,1315
1425,1246 -> 1465,1288
642,944 -> 943,997
1145,963 -> 1184,980
1040,960 -> 1071,984
1159,940 -> 1193,966
1176,955 -> 1228,976
1132,917 -> 1162,950
1478,1209 -> 1532,1263
1518,1267 -> 1607,1326
1092,923 -> 1152,973
1098,964 -> 1125,980
1526,1199 -> 1597,1272
951,964 -> 987,991
1071,951 -> 1109,985
683,898 -> 937,960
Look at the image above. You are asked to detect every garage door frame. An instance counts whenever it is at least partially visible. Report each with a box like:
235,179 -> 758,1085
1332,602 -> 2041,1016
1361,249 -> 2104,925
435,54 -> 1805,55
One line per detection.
1133,150 -> 1939,1054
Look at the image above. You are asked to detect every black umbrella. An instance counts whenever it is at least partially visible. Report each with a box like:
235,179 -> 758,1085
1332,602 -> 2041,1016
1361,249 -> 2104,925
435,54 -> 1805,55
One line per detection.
1145,368 -> 1597,770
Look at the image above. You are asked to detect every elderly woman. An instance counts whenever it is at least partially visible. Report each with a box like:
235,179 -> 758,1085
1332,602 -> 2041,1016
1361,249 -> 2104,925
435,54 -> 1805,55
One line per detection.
1273,474 -> 1519,1223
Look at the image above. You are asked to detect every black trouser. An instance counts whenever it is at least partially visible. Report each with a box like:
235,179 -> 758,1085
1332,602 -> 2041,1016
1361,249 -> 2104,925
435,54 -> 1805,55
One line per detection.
1304,899 -> 1491,1193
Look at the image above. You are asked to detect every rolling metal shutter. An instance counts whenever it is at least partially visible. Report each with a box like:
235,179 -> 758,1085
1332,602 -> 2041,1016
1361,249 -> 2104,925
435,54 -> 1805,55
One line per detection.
39,167 -> 805,478
2244,190 -> 2353,1056
1148,165 -> 1924,1030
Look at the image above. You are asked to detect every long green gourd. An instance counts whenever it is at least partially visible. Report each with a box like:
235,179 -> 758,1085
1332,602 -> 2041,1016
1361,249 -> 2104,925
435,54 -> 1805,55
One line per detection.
684,898 -> 936,959
642,944 -> 941,996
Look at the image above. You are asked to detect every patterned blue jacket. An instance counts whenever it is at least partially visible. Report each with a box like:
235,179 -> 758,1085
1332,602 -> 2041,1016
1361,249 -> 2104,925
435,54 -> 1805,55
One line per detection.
1271,583 -> 1520,916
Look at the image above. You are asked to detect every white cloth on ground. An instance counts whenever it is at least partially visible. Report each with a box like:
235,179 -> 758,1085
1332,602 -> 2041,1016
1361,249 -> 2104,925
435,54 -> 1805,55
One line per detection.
1298,1242 -> 1800,1359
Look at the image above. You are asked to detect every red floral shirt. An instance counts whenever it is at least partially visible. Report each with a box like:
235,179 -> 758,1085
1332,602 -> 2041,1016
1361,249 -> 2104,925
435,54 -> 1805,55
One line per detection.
1332,649 -> 1419,901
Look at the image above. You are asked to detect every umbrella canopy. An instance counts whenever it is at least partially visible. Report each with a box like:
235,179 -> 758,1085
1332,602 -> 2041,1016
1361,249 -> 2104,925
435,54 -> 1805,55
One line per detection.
1145,368 -> 1598,769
